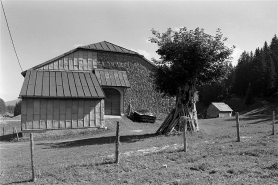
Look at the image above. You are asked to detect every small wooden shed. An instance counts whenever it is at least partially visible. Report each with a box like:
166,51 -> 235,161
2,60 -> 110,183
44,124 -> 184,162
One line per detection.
206,102 -> 233,118
19,70 -> 105,130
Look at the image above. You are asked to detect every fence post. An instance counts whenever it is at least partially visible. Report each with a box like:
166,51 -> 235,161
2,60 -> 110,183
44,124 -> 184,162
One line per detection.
236,112 -> 240,142
30,133 -> 36,181
180,116 -> 188,152
272,111 -> 275,135
14,127 -> 19,141
183,119 -> 187,152
115,121 -> 120,163
2,127 -> 4,136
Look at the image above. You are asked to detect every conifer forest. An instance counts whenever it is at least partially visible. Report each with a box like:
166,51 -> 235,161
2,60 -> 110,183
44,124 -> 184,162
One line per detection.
198,35 -> 278,105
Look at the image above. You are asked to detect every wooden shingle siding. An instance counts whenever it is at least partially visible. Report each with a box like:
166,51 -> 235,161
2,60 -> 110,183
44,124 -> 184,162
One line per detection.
36,50 -> 98,71
21,98 -> 103,131
69,53 -> 74,70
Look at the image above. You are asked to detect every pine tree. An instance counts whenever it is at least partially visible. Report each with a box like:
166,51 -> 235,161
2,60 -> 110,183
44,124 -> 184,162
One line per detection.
269,35 -> 278,91
265,52 -> 276,96
14,101 -> 22,117
245,83 -> 253,105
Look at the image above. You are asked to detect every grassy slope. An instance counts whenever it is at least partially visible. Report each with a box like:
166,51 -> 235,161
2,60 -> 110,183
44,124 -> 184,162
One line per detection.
1,115 -> 277,185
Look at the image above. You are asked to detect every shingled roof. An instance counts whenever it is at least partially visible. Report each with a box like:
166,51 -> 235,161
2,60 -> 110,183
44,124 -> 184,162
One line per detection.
79,41 -> 138,55
19,70 -> 105,98
94,69 -> 131,87
211,102 -> 233,112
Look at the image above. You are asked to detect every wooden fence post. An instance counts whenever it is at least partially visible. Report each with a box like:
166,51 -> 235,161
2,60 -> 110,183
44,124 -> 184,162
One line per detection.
115,121 -> 120,163
30,133 -> 36,181
180,116 -> 188,152
272,111 -> 275,135
236,112 -> 240,142
183,118 -> 187,152
14,127 -> 19,141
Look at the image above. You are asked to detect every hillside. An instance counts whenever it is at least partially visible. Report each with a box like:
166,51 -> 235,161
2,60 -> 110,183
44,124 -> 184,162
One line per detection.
1,115 -> 277,184
5,99 -> 20,106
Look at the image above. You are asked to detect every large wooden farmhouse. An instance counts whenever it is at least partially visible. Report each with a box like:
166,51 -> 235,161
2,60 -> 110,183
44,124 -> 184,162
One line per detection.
19,41 -> 173,130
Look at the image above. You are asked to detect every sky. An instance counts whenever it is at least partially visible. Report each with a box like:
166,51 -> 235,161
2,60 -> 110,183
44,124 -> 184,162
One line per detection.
0,0 -> 277,102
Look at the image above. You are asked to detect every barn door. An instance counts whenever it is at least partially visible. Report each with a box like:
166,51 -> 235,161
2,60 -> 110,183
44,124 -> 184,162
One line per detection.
103,88 -> 120,115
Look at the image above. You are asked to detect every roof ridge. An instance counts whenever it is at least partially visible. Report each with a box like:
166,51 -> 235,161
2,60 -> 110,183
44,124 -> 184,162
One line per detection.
102,41 -> 139,54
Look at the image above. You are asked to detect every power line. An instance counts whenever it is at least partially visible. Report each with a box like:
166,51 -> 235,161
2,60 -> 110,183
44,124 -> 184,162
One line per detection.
1,0 -> 23,72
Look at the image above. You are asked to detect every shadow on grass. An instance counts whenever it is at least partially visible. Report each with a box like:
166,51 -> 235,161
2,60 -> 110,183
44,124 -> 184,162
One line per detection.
39,133 -> 157,149
3,179 -> 34,185
225,115 -> 272,124
95,160 -> 116,166
0,133 -> 22,141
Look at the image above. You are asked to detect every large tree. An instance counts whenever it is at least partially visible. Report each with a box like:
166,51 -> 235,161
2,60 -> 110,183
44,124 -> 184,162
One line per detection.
150,27 -> 234,133
14,100 -> 21,117
0,98 -> 6,115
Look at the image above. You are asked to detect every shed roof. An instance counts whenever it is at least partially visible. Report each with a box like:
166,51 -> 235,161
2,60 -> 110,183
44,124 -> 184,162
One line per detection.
211,102 -> 233,112
19,70 -> 105,98
94,69 -> 131,87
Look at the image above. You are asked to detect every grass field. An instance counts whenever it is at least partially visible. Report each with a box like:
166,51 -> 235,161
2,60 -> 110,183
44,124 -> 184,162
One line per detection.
0,114 -> 277,185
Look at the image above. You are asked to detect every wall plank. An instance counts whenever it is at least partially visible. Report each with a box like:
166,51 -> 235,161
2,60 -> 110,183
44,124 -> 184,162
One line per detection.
84,100 -> 90,127
95,101 -> 100,126
88,51 -> 93,70
47,99 -> 53,129
83,51 -> 88,70
40,99 -> 47,129
33,115 -> 40,129
21,114 -> 27,130
54,61 -> 58,70
59,99 -> 66,128
66,100 -> 72,128
53,99 -> 60,128
78,50 -> 83,70
68,53 -> 74,70
74,51 -> 79,70
101,99 -> 105,126
64,55 -> 69,70
78,100 -> 84,127
71,99 -> 78,128
92,52 -> 97,68
21,99 -> 27,114
49,62 -> 54,70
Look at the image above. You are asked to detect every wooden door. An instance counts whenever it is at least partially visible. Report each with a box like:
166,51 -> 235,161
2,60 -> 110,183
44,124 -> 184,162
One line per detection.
103,88 -> 120,115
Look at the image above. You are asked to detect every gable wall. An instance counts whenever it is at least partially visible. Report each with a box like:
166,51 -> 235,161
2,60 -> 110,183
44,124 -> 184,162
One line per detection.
37,50 -> 98,71
34,49 -> 175,116
206,104 -> 219,118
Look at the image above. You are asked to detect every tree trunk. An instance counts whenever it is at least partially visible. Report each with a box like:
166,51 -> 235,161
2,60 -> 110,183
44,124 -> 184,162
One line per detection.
156,83 -> 199,135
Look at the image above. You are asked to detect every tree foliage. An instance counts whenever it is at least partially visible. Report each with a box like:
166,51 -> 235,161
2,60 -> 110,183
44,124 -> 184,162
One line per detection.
6,105 -> 15,115
245,83 -> 253,105
197,34 -> 278,107
14,100 -> 21,117
231,35 -> 278,98
0,98 -> 6,115
149,27 -> 234,97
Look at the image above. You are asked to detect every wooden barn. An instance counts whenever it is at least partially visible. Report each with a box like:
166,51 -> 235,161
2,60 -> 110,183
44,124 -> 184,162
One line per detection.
206,102 -> 233,118
19,41 -> 174,130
